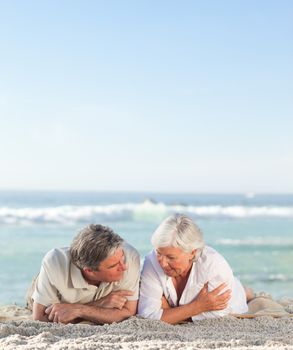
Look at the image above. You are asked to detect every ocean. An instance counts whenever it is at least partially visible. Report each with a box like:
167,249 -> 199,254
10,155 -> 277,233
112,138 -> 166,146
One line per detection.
0,191 -> 292,306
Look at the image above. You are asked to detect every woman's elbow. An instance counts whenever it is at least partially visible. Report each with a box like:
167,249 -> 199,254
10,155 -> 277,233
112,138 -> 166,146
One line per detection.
137,307 -> 162,320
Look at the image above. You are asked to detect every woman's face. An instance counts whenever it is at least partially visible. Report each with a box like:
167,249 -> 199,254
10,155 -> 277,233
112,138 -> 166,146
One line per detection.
156,246 -> 195,278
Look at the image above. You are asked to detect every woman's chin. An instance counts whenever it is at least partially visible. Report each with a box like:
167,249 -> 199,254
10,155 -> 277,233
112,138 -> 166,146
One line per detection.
164,268 -> 176,276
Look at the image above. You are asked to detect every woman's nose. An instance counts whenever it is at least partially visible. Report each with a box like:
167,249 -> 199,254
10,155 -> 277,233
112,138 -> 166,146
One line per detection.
119,260 -> 127,271
158,256 -> 168,268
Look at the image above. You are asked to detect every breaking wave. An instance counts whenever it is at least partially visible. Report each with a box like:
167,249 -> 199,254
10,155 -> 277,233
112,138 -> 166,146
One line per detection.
1,199 -> 293,225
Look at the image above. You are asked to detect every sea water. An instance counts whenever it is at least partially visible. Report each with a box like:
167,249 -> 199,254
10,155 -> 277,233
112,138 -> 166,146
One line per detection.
0,191 -> 292,306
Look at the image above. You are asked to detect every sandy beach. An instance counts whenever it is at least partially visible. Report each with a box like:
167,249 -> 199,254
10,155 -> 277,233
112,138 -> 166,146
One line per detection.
1,302 -> 293,350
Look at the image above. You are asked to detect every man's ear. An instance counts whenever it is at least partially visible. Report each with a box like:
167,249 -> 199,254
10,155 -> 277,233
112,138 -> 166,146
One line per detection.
82,267 -> 93,275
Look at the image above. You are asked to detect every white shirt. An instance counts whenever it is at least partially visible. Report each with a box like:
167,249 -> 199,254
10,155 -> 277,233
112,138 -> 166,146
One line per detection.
32,243 -> 140,307
138,246 -> 248,321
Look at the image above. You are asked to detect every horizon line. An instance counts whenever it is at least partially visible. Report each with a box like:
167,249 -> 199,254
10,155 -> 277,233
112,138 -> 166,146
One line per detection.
0,189 -> 292,195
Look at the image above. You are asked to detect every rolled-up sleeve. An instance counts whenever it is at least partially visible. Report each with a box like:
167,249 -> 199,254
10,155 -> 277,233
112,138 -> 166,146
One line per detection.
32,259 -> 60,307
138,257 -> 164,320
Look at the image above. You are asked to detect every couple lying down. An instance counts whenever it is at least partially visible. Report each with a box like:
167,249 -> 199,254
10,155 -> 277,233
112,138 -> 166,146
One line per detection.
28,214 -> 254,325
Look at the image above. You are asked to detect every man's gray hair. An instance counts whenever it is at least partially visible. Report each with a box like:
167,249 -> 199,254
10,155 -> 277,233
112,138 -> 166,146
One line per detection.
151,214 -> 205,259
70,224 -> 124,270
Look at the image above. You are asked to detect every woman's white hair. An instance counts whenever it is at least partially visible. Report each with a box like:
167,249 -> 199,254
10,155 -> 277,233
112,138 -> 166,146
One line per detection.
151,213 -> 205,259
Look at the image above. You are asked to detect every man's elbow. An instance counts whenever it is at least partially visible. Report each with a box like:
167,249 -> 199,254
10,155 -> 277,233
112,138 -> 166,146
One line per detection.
32,313 -> 50,322
32,302 -> 50,322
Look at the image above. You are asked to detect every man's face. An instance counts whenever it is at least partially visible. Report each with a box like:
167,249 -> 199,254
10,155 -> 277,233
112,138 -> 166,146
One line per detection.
85,248 -> 127,284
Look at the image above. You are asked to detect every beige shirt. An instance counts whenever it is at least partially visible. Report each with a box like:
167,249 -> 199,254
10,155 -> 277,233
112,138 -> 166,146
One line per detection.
32,243 -> 140,307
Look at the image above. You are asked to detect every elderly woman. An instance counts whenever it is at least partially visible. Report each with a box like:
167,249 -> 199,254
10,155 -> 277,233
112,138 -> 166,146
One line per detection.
138,214 -> 250,324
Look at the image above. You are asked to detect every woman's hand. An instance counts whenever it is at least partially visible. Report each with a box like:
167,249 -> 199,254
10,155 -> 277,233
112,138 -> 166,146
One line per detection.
193,283 -> 231,314
161,296 -> 171,309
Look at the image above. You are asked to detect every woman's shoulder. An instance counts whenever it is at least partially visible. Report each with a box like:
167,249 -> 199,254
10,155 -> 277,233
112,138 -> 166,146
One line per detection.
199,246 -> 229,267
143,249 -> 158,266
142,250 -> 164,275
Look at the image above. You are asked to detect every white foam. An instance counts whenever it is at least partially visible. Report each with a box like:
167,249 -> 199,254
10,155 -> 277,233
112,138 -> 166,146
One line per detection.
216,238 -> 293,247
185,205 -> 293,218
0,202 -> 293,224
238,273 -> 292,282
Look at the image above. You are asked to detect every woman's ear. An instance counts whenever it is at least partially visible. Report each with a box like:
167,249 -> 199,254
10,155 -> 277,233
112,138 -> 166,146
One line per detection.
190,249 -> 197,261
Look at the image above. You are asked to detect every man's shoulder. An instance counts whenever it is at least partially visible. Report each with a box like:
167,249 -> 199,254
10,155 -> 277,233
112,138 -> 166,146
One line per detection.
122,242 -> 140,261
118,243 -> 140,282
43,247 -> 71,267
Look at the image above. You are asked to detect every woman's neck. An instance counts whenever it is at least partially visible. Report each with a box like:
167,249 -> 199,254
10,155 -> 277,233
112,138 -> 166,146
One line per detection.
172,264 -> 193,302
172,264 -> 193,286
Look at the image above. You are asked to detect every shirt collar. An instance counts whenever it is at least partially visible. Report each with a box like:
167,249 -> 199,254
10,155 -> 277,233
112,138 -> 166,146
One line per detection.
70,262 -> 95,289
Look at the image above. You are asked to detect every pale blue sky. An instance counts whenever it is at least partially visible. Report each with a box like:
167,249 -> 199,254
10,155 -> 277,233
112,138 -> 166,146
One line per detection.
0,0 -> 292,193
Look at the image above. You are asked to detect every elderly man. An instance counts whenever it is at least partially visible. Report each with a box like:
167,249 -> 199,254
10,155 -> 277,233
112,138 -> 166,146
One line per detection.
29,224 -> 140,324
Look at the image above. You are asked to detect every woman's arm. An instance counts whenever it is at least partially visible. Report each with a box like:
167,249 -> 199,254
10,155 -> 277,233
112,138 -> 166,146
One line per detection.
138,256 -> 166,320
161,283 -> 231,324
138,255 -> 231,324
191,257 -> 234,320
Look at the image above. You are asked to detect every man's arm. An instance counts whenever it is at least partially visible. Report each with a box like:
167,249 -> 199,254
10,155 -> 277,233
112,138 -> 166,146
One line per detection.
31,250 -> 62,321
80,300 -> 137,323
86,290 -> 134,309
32,302 -> 50,322
45,300 -> 137,324
33,290 -> 135,323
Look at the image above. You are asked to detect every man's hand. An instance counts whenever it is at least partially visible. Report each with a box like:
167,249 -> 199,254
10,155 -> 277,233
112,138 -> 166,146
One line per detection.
192,283 -> 231,314
91,290 -> 134,310
45,303 -> 82,324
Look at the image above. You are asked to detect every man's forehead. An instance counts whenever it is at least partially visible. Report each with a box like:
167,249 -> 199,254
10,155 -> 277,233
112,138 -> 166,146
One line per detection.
100,247 -> 124,267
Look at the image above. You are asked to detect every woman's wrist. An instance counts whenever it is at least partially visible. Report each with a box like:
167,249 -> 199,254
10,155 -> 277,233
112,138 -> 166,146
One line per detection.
190,299 -> 203,316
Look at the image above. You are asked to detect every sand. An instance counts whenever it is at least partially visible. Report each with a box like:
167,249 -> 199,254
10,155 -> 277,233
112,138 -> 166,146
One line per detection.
1,299 -> 293,350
